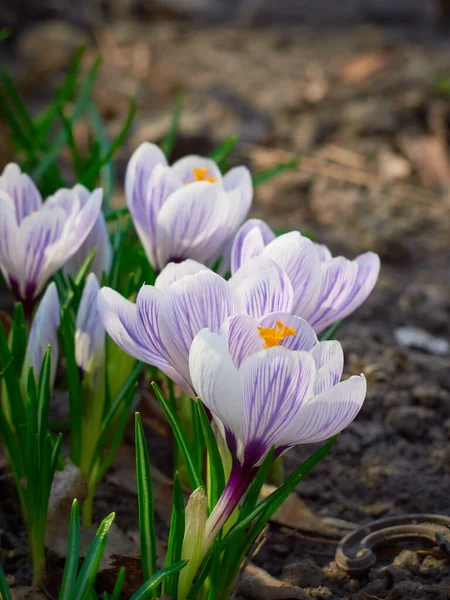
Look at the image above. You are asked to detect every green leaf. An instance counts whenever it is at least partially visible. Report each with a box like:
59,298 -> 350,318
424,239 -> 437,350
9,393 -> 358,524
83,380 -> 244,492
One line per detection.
208,136 -> 238,167
161,93 -> 183,159
197,401 -> 225,512
32,55 -> 101,182
0,561 -> 12,600
135,413 -> 157,589
109,567 -> 126,600
0,29 -> 10,43
320,320 -> 342,342
86,102 -> 115,209
59,500 -> 81,600
152,382 -> 203,490
163,473 -> 185,599
0,324 -> 26,432
62,248 -> 97,311
131,562 -> 187,600
81,97 -> 136,191
73,512 -> 115,600
252,156 -> 299,186
11,303 -> 26,376
60,309 -> 83,466
0,70 -> 36,145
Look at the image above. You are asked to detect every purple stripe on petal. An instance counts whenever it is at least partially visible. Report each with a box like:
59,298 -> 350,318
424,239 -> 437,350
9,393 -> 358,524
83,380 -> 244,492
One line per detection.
262,231 -> 322,318
25,282 -> 60,388
156,183 -> 233,270
310,340 -> 344,395
240,347 -> 316,465
155,259 -> 209,292
189,328 -> 243,432
285,375 -> 366,444
0,192 -> 24,295
232,258 -> 294,319
220,314 -> 264,369
308,253 -> 380,333
75,274 -> 104,373
0,163 -> 43,224
163,270 -> 240,386
230,219 -> 275,274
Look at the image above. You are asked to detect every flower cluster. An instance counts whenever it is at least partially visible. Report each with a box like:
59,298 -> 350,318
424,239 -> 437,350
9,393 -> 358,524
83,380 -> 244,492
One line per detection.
0,145 -> 380,597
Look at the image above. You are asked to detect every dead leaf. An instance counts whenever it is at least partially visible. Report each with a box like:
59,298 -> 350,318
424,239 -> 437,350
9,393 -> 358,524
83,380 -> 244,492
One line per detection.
341,50 -> 394,83
259,485 -> 344,537
398,134 -> 450,189
237,564 -> 308,600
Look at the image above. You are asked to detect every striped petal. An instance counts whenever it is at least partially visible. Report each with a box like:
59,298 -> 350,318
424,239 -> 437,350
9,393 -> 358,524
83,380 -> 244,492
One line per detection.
310,340 -> 344,395
161,270 -> 240,387
75,274 -> 104,373
307,253 -> 380,333
283,375 -> 366,445
222,166 -> 253,232
240,347 -> 316,464
220,314 -> 264,369
0,192 -> 24,292
155,260 -> 209,292
232,258 -> 293,319
0,163 -> 42,224
189,329 -> 243,440
24,282 -> 60,388
231,218 -> 275,274
155,182 -> 233,269
262,232 -> 322,317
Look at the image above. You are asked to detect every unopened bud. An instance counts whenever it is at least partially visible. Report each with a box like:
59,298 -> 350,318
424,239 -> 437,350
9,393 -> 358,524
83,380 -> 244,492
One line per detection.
178,487 -> 207,600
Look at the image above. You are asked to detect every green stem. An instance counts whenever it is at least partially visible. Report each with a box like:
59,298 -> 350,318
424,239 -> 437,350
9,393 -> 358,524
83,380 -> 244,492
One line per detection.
268,456 -> 284,486
30,528 -> 46,587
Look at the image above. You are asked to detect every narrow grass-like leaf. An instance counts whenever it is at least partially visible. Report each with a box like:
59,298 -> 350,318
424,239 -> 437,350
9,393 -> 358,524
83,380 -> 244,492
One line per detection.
132,562 -> 187,600
73,512 -> 115,600
252,156 -> 299,186
208,136 -> 238,166
135,413 -> 157,588
0,325 -> 26,430
0,561 -> 12,600
11,303 -> 26,376
87,102 -> 115,209
109,567 -> 126,600
0,29 -> 9,42
59,107 -> 84,177
152,382 -> 203,490
320,320 -> 342,341
59,500 -> 81,600
197,401 -> 225,512
32,56 -> 101,182
161,93 -> 183,159
36,347 -> 52,446
60,309 -> 82,466
0,70 -> 36,145
62,248 -> 97,311
163,473 -> 185,599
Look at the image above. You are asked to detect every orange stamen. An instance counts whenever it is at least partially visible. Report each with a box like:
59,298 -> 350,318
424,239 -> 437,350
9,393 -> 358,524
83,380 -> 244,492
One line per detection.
257,320 -> 297,349
192,167 -> 217,183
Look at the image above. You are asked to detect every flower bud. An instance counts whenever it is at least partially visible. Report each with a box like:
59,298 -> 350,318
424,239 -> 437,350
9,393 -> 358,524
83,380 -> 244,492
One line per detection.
178,487 -> 207,600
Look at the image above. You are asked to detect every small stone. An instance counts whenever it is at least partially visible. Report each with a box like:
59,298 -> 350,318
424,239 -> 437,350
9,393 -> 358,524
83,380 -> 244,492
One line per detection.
395,327 -> 449,356
443,419 -> 450,437
420,555 -> 448,577
393,550 -> 420,572
282,559 -> 323,588
272,543 -> 290,557
361,579 -> 388,597
385,406 -> 435,440
413,384 -> 450,410
383,390 -> 412,410
309,586 -> 333,599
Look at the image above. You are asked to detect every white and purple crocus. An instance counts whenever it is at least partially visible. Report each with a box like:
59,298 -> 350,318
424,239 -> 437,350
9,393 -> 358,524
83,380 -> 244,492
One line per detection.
97,258 -> 292,396
0,164 -> 102,316
231,219 -> 380,333
189,312 -> 367,548
125,143 -> 253,272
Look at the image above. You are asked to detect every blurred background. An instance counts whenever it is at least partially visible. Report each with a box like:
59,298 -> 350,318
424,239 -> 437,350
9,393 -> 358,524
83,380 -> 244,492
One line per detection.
1,0 -> 449,320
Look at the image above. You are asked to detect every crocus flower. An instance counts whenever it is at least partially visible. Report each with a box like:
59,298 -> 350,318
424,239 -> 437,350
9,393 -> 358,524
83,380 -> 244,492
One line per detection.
189,312 -> 366,548
64,185 -> 112,280
23,282 -> 60,389
97,258 -> 292,397
0,164 -> 102,315
231,219 -> 380,333
125,143 -> 253,272
75,273 -> 105,378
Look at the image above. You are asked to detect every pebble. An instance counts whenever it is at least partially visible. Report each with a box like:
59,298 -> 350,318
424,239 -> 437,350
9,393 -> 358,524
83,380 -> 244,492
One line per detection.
413,384 -> 450,410
393,549 -> 420,572
395,326 -> 450,356
282,559 -> 324,588
385,406 -> 435,440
